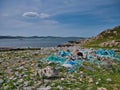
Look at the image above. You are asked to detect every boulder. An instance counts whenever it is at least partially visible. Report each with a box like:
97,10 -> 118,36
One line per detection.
99,41 -> 120,47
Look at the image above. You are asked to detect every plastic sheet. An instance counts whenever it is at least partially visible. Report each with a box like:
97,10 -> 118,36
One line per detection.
58,51 -> 70,57
46,55 -> 66,64
39,48 -> 120,72
96,49 -> 120,61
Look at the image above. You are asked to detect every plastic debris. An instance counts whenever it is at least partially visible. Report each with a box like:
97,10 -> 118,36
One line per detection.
39,48 -> 120,72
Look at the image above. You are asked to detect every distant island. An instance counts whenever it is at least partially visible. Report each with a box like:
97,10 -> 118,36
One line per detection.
0,36 -> 86,39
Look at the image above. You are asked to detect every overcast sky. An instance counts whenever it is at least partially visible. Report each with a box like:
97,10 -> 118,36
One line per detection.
0,0 -> 120,37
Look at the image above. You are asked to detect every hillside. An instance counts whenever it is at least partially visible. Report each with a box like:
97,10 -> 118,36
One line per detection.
83,25 -> 120,49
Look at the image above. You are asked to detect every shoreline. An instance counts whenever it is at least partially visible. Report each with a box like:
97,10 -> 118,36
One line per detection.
0,47 -> 41,51
0,43 -> 120,89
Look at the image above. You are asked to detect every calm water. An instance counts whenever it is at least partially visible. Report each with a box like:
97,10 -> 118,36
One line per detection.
0,37 -> 82,48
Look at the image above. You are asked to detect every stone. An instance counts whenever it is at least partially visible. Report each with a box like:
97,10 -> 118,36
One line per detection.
0,59 -> 2,64
61,78 -> 64,81
79,78 -> 83,82
98,78 -> 101,81
57,85 -> 63,90
18,79 -> 23,83
17,66 -> 25,70
23,86 -> 32,90
96,81 -> 99,85
24,81 -> 29,87
80,71 -> 83,74
106,78 -> 112,82
97,87 -> 107,90
0,79 -> 4,84
83,66 -> 94,71
37,86 -> 51,90
102,61 -> 112,70
88,78 -> 93,83
38,66 -> 59,78
15,71 -> 19,76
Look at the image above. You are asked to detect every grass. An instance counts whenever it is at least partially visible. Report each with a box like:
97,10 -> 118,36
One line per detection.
45,61 -> 120,90
83,26 -> 120,49
0,49 -> 120,90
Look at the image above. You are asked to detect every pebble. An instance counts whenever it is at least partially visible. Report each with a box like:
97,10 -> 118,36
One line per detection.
80,71 -> 83,74
24,81 -> 29,86
37,86 -> 51,90
61,78 -> 64,81
88,78 -> 93,83
97,87 -> 107,90
0,59 -> 2,64
18,79 -> 23,83
57,85 -> 63,90
96,81 -> 99,85
79,78 -> 83,82
15,72 -> 19,76
98,78 -> 101,81
23,86 -> 32,90
0,79 -> 4,84
106,78 -> 112,82
17,66 -> 25,70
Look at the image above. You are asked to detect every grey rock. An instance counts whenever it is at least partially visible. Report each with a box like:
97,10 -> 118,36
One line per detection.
101,61 -> 112,70
57,85 -> 63,90
38,66 -> 59,78
17,66 -> 25,70
83,66 -> 94,71
23,86 -> 32,90
24,81 -> 29,87
97,87 -> 107,90
37,86 -> 51,90
0,79 -> 4,84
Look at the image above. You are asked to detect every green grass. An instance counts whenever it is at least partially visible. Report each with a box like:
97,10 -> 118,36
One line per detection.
83,26 -> 120,49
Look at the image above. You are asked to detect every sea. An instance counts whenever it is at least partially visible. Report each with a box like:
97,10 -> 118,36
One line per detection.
0,37 -> 83,48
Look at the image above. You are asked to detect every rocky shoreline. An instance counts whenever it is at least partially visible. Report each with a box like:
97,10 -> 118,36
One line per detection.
0,46 -> 120,90
1,24 -> 120,90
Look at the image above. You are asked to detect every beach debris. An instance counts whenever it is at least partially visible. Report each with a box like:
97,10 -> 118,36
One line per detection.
0,47 -> 120,90
38,66 -> 59,78
40,48 -> 120,72
62,63 -> 73,68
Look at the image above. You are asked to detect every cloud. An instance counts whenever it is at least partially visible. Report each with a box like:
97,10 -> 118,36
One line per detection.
22,12 -> 39,17
39,13 -> 50,19
22,12 -> 50,19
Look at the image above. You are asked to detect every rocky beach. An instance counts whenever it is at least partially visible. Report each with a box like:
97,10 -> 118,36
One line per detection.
0,26 -> 120,90
1,0 -> 120,89
0,46 -> 120,90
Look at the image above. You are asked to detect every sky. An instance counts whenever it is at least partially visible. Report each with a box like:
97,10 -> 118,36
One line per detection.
0,0 -> 120,37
